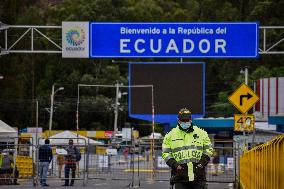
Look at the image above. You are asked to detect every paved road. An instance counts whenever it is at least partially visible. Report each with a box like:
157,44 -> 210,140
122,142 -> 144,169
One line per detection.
0,179 -> 235,189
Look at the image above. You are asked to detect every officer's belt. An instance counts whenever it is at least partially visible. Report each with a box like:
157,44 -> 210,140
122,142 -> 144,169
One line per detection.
177,158 -> 199,164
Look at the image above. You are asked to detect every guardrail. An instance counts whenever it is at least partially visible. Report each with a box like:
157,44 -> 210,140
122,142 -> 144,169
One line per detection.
240,134 -> 284,189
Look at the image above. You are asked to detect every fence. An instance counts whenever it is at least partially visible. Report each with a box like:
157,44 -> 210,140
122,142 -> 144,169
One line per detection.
207,146 -> 239,186
240,134 -> 284,189
36,137 -> 88,186
0,137 -> 242,187
87,144 -> 136,186
0,137 -> 34,185
86,143 -> 240,187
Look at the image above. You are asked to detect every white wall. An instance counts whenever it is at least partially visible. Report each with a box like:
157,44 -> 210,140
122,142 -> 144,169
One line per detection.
257,77 -> 284,117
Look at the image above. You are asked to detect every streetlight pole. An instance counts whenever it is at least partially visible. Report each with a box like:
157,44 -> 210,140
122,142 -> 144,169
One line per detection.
114,82 -> 128,133
240,66 -> 249,85
114,82 -> 119,133
245,66 -> 248,85
49,85 -> 55,138
48,84 -> 64,137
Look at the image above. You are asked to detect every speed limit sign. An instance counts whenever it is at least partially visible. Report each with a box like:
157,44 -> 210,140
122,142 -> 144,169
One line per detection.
234,114 -> 255,132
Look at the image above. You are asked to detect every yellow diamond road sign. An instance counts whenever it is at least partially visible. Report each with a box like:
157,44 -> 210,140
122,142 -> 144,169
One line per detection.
228,83 -> 259,114
234,114 -> 255,132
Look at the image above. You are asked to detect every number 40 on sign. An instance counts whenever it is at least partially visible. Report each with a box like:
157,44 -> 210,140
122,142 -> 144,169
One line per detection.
234,114 -> 255,132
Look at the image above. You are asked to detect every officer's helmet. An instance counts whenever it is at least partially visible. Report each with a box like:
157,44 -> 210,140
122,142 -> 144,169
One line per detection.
178,108 -> 192,122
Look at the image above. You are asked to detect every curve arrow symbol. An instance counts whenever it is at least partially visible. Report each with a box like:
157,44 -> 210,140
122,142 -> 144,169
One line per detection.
240,93 -> 253,106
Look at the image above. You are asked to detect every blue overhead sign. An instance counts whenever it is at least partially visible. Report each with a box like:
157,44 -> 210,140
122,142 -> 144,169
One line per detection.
89,22 -> 258,58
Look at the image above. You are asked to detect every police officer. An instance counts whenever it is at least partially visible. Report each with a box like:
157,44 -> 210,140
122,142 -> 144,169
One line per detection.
162,108 -> 213,189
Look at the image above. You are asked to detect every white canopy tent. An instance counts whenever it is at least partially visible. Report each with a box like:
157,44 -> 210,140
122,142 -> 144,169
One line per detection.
141,132 -> 163,140
0,120 -> 18,139
46,130 -> 102,145
148,132 -> 163,139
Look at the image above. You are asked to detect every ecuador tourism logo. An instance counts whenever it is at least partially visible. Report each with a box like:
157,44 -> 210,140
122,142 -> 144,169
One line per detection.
65,26 -> 86,51
62,22 -> 89,58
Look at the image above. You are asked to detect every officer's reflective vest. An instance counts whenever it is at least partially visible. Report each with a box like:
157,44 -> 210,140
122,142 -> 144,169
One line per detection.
162,126 -> 213,181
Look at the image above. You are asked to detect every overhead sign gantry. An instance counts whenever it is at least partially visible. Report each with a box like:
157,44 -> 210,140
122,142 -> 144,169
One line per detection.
1,21 -> 284,56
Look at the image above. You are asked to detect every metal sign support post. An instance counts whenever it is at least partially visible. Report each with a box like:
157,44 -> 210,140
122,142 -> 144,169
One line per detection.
244,67 -> 248,137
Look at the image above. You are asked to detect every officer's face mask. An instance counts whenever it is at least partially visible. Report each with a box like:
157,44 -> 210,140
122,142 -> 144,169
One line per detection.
179,118 -> 192,130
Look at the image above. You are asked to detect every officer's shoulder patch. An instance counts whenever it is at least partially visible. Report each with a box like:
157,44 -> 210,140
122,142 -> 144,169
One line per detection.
193,134 -> 199,139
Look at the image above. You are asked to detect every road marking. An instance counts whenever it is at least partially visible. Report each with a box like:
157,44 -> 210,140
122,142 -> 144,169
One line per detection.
124,169 -> 170,173
94,183 -> 108,186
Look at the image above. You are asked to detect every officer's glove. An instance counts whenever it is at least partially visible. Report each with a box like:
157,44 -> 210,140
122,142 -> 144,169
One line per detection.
197,154 -> 210,167
176,165 -> 184,172
166,158 -> 179,170
196,163 -> 204,169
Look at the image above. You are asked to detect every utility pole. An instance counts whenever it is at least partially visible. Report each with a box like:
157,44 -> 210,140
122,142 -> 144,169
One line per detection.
114,81 -> 119,133
36,100 -> 38,144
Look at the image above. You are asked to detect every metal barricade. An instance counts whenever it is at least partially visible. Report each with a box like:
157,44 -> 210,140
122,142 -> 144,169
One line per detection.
137,144 -> 170,182
137,143 -> 240,188
0,137 -> 34,186
207,146 -> 238,185
0,137 -> 244,188
86,144 -> 136,186
35,137 -> 87,186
